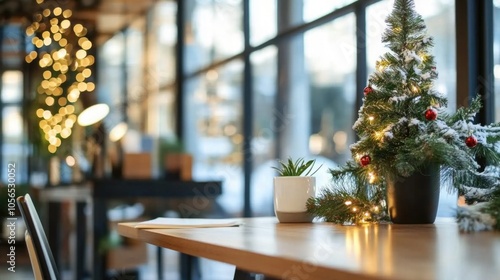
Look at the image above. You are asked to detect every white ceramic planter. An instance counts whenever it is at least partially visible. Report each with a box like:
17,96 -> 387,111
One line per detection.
274,176 -> 315,223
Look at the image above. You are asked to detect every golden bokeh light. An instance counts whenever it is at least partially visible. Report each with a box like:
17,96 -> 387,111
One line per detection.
45,96 -> 55,106
42,110 -> 52,120
77,82 -> 87,92
76,73 -> 84,82
48,145 -> 57,154
27,2 -> 94,153
86,82 -> 95,92
75,49 -> 86,59
73,24 -> 83,34
59,38 -> 67,47
81,40 -> 92,50
58,107 -> 66,116
63,9 -> 72,18
36,109 -> 44,118
35,40 -> 44,48
82,68 -> 91,78
58,97 -> 67,107
61,19 -> 71,29
53,7 -> 62,16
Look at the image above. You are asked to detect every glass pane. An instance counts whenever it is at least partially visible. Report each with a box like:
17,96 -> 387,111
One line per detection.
98,32 -> 125,127
2,24 -> 23,68
1,71 -> 23,103
152,89 -> 177,137
149,1 -> 177,88
184,60 -> 244,216
184,0 -> 244,73
303,0 -> 356,22
366,0 -> 456,111
1,107 -> 27,184
250,0 -> 277,46
2,106 -> 23,139
495,0 -> 500,121
126,19 -> 146,131
305,14 -> 356,167
251,46 -> 277,216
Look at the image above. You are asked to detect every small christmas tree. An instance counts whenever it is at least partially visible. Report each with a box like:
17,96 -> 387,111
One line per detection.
307,0 -> 500,230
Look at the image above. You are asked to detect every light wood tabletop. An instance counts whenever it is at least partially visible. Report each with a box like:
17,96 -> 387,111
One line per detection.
117,217 -> 500,280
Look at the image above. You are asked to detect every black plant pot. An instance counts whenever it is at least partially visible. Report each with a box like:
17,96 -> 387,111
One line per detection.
386,165 -> 440,224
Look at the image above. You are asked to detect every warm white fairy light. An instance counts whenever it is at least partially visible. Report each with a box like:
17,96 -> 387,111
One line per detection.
411,84 -> 419,93
377,63 -> 386,72
368,172 -> 376,184
345,201 -> 352,206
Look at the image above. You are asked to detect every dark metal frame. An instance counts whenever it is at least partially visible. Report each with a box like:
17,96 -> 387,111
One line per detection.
455,0 -> 495,124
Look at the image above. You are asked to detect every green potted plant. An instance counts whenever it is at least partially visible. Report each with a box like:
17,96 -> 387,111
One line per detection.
272,158 -> 322,223
159,137 -> 193,181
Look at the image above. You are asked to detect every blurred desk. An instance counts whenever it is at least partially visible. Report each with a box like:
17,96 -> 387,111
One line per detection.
118,217 -> 500,280
39,179 -> 222,280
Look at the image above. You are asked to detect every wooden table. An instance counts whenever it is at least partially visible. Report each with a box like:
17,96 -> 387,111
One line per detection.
117,217 -> 500,280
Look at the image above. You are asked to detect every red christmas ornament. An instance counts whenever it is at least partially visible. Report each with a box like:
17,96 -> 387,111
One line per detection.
363,86 -> 373,96
424,108 -> 437,121
360,155 -> 371,166
465,135 -> 477,148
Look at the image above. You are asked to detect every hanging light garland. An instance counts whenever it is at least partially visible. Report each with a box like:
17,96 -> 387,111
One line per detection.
25,0 -> 95,154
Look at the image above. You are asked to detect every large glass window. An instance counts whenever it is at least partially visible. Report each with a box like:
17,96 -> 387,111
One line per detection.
91,0 -> 483,219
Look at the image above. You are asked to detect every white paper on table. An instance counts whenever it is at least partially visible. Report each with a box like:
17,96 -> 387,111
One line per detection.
134,218 -> 243,229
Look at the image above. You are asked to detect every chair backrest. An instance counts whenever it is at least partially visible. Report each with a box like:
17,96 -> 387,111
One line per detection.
25,230 -> 43,280
17,194 -> 60,280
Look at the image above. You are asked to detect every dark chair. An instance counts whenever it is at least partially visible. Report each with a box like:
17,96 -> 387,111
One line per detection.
17,194 -> 60,280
